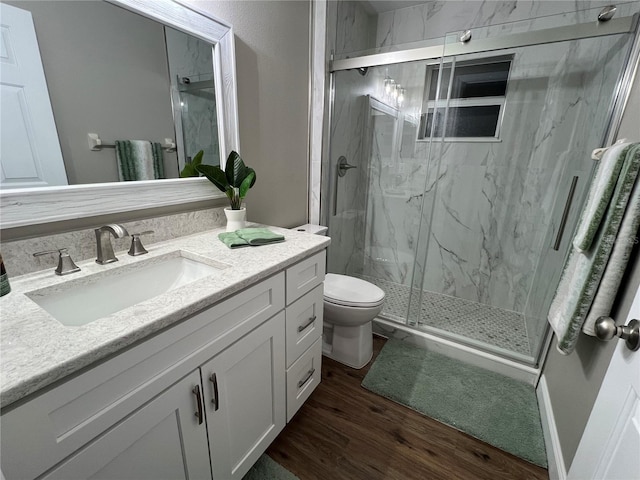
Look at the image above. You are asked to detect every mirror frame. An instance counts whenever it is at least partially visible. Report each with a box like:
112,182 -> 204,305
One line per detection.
0,0 -> 239,229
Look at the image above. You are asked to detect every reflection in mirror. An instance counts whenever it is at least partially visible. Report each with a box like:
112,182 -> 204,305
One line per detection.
0,0 -> 220,189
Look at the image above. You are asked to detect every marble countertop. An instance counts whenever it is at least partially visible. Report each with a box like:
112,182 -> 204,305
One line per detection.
0,226 -> 330,409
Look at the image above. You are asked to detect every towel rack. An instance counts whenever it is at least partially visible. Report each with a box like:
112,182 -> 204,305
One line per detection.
87,133 -> 177,153
591,138 -> 629,160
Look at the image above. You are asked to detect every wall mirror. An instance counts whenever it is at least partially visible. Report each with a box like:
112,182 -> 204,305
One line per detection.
0,0 -> 239,229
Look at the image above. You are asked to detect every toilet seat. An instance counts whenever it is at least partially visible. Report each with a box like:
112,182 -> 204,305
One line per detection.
324,274 -> 385,308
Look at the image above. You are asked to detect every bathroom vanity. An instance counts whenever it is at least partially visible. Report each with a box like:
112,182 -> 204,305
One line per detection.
0,227 -> 328,479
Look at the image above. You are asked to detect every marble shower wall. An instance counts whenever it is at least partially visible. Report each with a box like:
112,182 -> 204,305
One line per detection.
165,27 -> 220,169
325,1 -> 377,277
373,1 -> 629,53
327,1 -> 638,320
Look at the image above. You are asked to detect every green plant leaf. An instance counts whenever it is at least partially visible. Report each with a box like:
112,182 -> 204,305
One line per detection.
245,167 -> 257,188
191,150 -> 204,167
179,162 -> 199,178
225,151 -> 249,187
179,150 -> 205,177
238,171 -> 255,199
196,164 -> 228,193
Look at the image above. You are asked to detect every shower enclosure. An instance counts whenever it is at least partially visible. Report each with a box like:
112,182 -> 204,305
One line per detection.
322,3 -> 640,367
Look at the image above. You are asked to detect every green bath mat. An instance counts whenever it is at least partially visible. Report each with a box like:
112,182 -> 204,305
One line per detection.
243,454 -> 299,480
362,339 -> 547,468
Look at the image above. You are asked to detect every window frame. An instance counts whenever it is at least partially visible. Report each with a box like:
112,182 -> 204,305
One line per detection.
418,54 -> 514,143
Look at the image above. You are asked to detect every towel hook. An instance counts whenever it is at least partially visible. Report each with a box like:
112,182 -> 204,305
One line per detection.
594,316 -> 640,351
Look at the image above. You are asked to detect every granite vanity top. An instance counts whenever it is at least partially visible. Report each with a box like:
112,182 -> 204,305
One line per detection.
0,226 -> 330,409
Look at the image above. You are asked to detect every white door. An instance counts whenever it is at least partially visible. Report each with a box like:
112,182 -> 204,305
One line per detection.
569,284 -> 640,480
0,3 -> 67,188
40,370 -> 212,480
202,313 -> 286,480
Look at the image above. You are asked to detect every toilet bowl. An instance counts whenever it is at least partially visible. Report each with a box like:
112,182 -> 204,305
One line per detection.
322,273 -> 385,369
293,225 -> 386,369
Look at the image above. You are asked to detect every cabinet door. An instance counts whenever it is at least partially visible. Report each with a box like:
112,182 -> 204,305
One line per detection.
202,313 -> 286,479
41,371 -> 211,480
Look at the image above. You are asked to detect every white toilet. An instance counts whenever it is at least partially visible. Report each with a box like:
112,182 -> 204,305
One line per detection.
293,224 -> 386,369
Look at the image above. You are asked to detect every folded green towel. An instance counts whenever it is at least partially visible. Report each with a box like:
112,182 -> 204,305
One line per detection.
218,232 -> 250,249
236,228 -> 285,245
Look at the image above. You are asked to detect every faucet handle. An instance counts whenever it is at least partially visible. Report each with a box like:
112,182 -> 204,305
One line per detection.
128,231 -> 154,256
33,248 -> 81,276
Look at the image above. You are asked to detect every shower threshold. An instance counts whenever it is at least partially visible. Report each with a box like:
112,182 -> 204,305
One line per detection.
361,276 -> 532,357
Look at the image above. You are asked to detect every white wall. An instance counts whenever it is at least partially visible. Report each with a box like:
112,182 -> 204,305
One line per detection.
5,0 -> 178,184
186,0 -> 311,228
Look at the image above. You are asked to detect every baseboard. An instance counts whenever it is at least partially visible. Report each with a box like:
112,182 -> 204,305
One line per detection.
537,375 -> 567,480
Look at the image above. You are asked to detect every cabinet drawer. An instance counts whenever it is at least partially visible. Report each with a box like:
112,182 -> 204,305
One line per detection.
286,250 -> 325,305
0,274 -> 284,480
285,284 -> 323,368
286,338 -> 322,422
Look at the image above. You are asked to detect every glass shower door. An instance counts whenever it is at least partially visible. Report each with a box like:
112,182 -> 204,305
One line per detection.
407,7 -> 637,363
325,60 -> 445,324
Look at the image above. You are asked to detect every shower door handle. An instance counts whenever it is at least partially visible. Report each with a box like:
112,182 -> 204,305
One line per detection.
553,176 -> 579,251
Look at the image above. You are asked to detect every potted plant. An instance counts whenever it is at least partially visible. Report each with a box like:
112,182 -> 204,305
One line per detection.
195,151 -> 256,231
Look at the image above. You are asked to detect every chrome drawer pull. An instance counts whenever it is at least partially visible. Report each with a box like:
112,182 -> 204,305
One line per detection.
297,368 -> 315,389
192,385 -> 204,425
297,315 -> 317,333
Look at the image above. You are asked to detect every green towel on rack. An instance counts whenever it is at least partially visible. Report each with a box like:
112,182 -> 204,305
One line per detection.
236,228 -> 285,245
218,232 -> 250,249
548,142 -> 640,355
115,140 -> 165,181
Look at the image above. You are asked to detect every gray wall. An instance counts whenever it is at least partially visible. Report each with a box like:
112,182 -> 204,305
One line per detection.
6,0 -> 179,184
543,70 -> 640,469
189,0 -> 311,228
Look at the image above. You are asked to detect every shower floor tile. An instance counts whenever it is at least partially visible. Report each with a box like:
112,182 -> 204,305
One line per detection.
362,276 -> 531,356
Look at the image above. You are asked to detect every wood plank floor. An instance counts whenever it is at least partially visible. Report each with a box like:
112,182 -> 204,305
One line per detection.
267,336 -> 548,480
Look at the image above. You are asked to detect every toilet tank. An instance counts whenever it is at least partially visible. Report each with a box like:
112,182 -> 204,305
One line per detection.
292,224 -> 328,236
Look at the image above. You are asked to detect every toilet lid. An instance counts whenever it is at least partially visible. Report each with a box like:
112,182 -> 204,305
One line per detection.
324,274 -> 385,307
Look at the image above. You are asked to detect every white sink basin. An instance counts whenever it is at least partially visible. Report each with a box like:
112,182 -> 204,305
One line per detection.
28,252 -> 228,327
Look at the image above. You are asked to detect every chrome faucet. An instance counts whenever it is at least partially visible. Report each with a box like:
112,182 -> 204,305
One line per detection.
95,224 -> 129,264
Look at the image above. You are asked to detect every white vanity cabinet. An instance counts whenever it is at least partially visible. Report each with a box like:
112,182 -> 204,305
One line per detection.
202,313 -> 286,479
39,370 -> 212,480
0,249 -> 326,480
40,314 -> 285,480
284,252 -> 325,421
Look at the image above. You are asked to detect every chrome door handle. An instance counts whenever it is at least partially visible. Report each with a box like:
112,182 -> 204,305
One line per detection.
297,316 -> 316,333
595,317 -> 640,351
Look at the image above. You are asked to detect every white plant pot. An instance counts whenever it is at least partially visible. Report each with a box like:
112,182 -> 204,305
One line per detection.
225,207 -> 246,232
